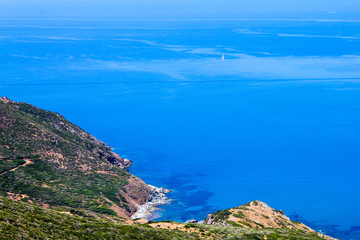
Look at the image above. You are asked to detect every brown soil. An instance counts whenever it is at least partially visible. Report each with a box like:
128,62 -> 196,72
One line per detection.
7,192 -> 31,202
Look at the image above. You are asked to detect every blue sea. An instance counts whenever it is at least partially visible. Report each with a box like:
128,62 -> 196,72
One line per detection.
1,17 -> 359,238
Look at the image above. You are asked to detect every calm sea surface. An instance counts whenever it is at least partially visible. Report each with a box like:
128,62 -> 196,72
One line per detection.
1,19 -> 359,235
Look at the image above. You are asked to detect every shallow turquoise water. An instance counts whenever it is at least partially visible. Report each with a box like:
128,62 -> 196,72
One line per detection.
1,19 -> 359,236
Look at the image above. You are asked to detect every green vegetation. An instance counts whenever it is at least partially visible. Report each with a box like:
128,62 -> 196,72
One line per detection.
212,209 -> 231,222
0,158 -> 25,174
0,155 -> 128,211
199,224 -> 329,240
237,221 -> 252,227
0,196 -> 329,240
90,206 -> 118,216
275,210 -> 285,215
228,221 -> 245,228
233,211 -> 245,218
0,197 -> 196,240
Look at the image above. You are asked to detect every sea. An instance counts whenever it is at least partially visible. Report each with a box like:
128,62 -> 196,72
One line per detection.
1,16 -> 359,239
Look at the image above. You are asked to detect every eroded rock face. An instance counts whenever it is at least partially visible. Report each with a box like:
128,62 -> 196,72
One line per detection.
131,185 -> 172,220
0,97 -> 13,104
185,219 -> 198,224
204,214 -> 214,225
96,151 -> 132,169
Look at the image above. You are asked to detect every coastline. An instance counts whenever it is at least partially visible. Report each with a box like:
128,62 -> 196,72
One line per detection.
131,185 -> 172,220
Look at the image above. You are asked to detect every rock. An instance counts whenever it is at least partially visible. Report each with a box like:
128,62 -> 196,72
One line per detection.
159,187 -> 172,194
0,96 -> 13,104
185,219 -> 198,224
148,185 -> 172,194
204,214 -> 214,225
123,158 -> 132,167
131,185 -> 173,220
101,152 -> 132,169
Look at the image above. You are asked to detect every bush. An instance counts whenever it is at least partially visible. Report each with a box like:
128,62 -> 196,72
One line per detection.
90,207 -> 117,216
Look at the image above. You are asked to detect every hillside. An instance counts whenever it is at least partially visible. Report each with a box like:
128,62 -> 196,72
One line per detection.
0,96 -> 150,218
0,196 -> 332,240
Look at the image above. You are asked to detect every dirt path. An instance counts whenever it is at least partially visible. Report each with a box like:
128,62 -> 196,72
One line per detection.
0,158 -> 33,175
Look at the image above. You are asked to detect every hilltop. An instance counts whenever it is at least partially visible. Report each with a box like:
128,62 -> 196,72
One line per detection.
203,200 -> 336,240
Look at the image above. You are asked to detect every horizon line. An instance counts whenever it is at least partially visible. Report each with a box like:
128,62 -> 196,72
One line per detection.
1,78 -> 360,87
0,18 -> 360,22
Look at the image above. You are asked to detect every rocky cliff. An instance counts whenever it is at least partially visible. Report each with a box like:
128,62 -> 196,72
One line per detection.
0,96 -> 151,218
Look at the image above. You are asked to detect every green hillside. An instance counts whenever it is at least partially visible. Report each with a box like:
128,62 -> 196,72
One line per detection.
0,97 -> 149,218
0,196 -> 328,240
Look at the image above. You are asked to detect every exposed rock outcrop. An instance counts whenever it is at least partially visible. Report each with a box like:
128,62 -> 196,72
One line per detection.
0,97 -> 13,104
131,185 -> 172,220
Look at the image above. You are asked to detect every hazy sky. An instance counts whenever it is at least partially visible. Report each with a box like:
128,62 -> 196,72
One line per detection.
0,0 -> 359,19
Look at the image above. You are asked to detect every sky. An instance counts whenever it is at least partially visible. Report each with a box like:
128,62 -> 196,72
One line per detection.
0,0 -> 360,19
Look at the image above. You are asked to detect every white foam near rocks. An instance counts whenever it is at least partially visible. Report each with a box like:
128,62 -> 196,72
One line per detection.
131,185 -> 172,220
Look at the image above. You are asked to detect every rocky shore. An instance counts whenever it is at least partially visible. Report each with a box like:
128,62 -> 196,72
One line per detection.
131,185 -> 172,220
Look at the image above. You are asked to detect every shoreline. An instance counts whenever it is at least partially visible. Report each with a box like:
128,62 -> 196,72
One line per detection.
131,185 -> 172,220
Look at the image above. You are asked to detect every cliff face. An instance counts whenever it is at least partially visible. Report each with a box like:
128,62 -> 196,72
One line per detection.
204,200 -> 337,240
0,97 -> 150,218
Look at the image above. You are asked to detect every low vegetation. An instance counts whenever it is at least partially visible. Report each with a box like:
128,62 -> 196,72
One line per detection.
0,196 -> 329,240
0,197 -> 196,239
212,209 -> 231,222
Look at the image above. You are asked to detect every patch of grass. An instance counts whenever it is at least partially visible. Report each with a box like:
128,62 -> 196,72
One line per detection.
90,206 -> 118,216
233,211 -> 245,218
238,221 -> 252,227
0,197 -> 198,239
184,223 -> 198,229
275,210 -> 285,215
228,221 -> 245,228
